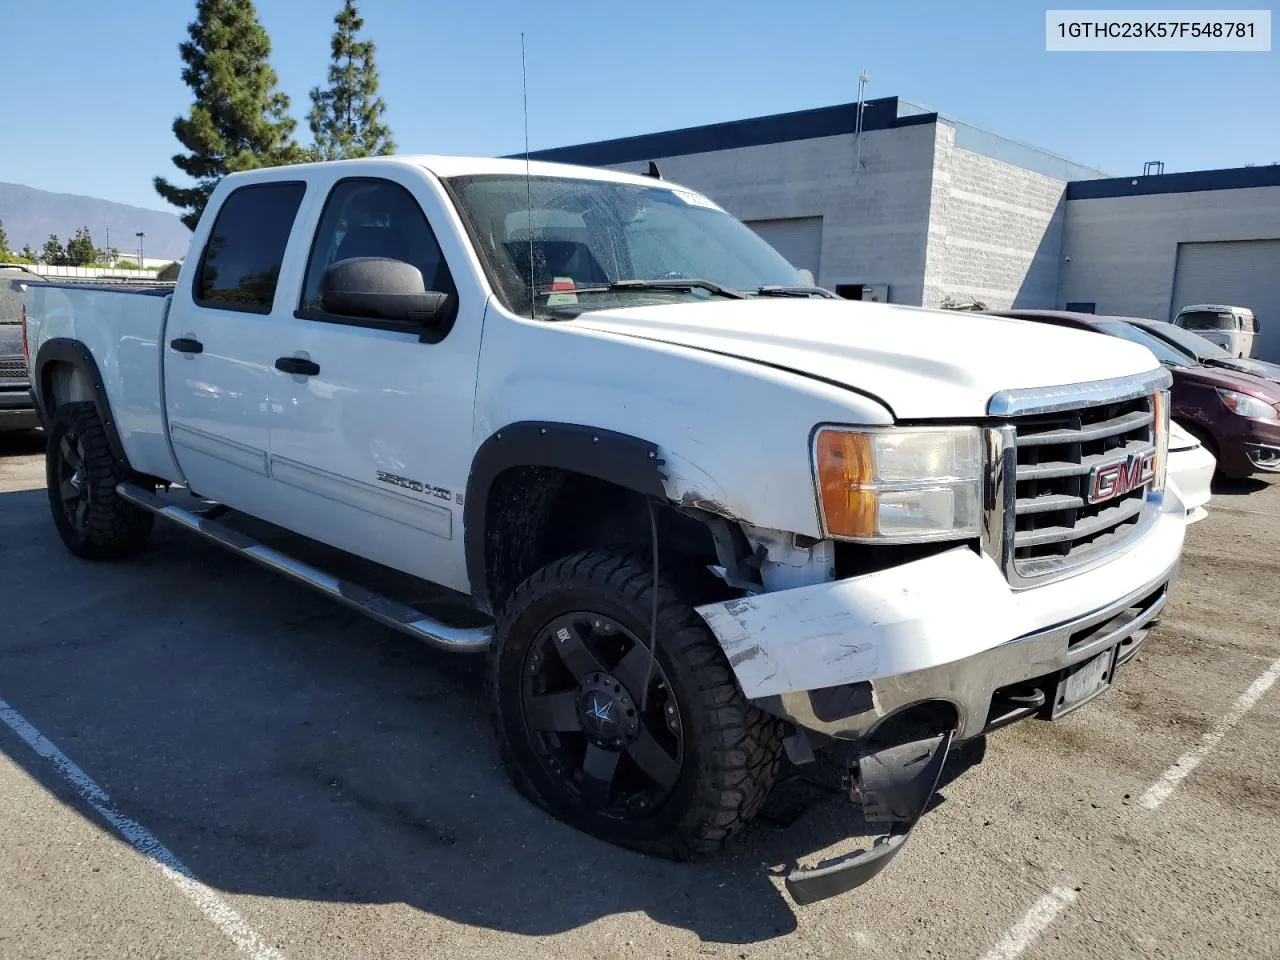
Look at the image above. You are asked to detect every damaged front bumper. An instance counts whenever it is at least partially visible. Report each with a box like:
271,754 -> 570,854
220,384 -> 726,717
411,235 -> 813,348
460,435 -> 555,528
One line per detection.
695,498 -> 1186,902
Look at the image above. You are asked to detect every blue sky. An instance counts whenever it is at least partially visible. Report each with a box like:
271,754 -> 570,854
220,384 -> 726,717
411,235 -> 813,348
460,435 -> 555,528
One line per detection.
4,0 -> 1278,214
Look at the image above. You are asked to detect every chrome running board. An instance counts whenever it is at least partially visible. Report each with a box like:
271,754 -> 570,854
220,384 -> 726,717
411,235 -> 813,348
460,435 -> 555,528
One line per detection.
116,483 -> 492,653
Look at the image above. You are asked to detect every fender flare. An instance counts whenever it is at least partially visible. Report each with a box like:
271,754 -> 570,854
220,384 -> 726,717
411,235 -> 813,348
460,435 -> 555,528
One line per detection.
463,421 -> 667,610
32,337 -> 130,468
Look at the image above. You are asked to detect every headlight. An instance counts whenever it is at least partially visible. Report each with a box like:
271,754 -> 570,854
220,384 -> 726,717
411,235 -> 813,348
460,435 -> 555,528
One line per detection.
812,426 -> 982,542
1217,388 -> 1278,421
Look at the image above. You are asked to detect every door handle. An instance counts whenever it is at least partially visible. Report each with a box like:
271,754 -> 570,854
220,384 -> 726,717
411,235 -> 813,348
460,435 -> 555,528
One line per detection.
170,337 -> 204,354
275,356 -> 321,376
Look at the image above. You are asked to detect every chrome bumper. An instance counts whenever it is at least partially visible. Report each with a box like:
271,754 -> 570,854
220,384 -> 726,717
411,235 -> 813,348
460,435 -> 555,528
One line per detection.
766,561 -> 1174,743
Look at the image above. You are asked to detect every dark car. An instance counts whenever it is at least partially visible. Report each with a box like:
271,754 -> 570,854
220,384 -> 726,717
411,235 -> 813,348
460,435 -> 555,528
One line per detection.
990,309 -> 1280,478
1124,317 -> 1280,386
0,265 -> 41,433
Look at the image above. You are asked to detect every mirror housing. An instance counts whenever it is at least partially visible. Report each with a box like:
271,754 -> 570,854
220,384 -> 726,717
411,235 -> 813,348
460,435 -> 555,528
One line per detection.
320,257 -> 450,332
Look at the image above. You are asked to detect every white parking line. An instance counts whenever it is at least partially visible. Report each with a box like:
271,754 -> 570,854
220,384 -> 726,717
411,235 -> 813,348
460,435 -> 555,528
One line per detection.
1138,655 -> 1280,811
0,697 -> 285,960
979,886 -> 1079,960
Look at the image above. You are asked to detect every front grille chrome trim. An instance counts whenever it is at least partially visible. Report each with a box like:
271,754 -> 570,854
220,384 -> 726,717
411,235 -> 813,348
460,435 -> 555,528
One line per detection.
983,374 -> 1168,590
988,369 -> 1173,417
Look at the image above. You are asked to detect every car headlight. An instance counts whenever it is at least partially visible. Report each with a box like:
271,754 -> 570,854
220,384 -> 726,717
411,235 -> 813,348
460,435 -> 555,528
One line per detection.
1217,388 -> 1278,421
812,426 -> 982,542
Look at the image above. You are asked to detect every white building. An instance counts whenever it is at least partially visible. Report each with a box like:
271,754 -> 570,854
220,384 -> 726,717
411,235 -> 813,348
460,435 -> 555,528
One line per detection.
525,96 -> 1280,360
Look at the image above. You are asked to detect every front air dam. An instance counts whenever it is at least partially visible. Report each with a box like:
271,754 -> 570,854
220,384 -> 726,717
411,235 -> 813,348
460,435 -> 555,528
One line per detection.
785,729 -> 953,905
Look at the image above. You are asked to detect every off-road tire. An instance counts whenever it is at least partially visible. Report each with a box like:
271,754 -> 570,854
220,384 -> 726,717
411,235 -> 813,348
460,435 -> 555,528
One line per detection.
45,401 -> 153,560
489,548 -> 784,860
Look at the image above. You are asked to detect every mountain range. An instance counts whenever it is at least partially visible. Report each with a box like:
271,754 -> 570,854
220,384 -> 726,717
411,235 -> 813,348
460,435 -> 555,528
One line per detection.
0,182 -> 191,260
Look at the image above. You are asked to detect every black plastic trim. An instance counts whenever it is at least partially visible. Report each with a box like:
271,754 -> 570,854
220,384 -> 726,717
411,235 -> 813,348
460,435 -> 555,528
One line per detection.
463,422 -> 666,610
31,337 -> 129,466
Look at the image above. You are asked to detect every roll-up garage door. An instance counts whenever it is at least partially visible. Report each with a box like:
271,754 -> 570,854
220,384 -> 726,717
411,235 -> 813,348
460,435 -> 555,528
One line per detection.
745,217 -> 823,283
1170,240 -> 1280,361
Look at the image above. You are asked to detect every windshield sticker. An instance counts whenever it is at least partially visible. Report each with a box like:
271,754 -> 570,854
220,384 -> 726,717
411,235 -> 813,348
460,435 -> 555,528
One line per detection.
672,189 -> 723,212
545,277 -> 579,306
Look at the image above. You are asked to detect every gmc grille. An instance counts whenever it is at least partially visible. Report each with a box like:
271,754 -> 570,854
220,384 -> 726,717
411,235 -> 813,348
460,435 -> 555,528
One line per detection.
0,356 -> 28,382
1006,395 -> 1156,582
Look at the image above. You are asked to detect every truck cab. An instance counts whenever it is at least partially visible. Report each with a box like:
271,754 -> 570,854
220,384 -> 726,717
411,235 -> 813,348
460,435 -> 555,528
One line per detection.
22,156 -> 1189,903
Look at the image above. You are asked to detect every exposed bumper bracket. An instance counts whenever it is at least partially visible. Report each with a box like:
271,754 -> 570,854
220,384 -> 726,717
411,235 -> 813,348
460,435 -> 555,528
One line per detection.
784,729 -> 953,905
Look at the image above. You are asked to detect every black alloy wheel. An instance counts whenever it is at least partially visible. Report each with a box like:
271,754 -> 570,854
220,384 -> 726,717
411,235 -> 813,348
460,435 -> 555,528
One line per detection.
521,610 -> 683,818
54,428 -> 91,535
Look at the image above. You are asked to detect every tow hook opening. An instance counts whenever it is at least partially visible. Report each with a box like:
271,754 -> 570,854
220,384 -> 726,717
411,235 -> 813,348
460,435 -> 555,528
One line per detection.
783,728 -> 955,906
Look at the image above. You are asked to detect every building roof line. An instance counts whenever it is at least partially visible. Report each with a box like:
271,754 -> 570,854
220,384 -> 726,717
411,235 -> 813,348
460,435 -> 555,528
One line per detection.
512,96 -> 936,167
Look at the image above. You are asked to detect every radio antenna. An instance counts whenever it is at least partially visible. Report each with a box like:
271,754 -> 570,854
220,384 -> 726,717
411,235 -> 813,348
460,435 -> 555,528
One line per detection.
521,32 -> 535,319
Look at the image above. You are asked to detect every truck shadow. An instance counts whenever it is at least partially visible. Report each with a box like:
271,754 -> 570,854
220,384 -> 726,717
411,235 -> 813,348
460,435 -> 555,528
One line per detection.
0,485 -> 984,944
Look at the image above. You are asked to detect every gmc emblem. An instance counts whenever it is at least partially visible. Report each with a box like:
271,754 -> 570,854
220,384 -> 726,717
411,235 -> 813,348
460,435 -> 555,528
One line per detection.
1087,447 -> 1156,505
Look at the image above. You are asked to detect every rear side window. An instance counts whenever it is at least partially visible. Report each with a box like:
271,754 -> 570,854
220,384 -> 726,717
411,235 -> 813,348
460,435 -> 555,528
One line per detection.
195,181 -> 306,313
299,178 -> 455,318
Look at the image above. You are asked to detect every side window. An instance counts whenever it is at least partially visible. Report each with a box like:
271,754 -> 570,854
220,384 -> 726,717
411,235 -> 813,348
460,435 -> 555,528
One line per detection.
195,182 -> 306,313
299,178 -> 455,318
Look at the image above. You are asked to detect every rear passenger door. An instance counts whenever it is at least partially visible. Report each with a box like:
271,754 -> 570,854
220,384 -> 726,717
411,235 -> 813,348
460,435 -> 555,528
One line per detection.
163,180 -> 307,514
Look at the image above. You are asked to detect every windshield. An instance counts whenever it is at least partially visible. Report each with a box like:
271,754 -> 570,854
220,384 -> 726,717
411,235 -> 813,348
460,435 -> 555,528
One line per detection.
1092,319 -> 1195,366
1177,309 -> 1235,332
1134,319 -> 1229,359
444,174 -> 804,317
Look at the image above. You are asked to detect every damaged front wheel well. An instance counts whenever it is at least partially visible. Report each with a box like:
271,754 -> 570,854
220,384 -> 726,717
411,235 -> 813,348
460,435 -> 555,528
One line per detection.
473,466 -> 730,614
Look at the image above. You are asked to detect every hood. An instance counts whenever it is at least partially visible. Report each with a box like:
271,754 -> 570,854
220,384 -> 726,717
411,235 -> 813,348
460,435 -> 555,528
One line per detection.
567,298 -> 1161,419
1175,363 -> 1280,404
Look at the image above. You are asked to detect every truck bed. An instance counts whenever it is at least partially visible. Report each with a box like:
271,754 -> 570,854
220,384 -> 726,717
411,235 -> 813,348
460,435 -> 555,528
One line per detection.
25,281 -> 181,481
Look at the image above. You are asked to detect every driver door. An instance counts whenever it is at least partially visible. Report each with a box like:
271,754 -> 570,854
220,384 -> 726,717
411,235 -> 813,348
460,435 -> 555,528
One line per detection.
260,170 -> 484,594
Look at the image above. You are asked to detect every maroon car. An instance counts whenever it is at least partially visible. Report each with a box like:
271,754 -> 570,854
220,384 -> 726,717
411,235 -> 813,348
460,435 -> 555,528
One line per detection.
989,310 -> 1280,478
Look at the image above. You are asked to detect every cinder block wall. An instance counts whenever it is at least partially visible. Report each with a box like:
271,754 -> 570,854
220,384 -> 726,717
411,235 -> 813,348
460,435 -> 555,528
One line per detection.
1058,188 -> 1280,318
922,123 -> 1068,311
607,123 -> 938,305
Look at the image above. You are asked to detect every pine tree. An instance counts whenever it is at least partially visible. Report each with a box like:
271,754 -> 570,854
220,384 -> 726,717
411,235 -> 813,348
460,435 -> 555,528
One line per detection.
66,227 -> 97,267
20,244 -> 38,262
0,220 -> 9,256
42,235 -> 67,266
309,0 -> 395,161
155,0 -> 303,229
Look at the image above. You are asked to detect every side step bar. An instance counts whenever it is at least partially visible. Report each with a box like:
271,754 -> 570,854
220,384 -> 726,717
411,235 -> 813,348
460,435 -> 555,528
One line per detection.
115,483 -> 493,653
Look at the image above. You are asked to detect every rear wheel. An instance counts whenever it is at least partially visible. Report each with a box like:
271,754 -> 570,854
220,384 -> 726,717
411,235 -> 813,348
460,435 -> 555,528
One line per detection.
45,402 -> 153,560
489,549 -> 784,859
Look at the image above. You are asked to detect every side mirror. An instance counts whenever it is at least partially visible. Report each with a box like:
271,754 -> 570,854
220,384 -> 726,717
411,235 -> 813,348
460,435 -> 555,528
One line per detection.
320,257 -> 449,327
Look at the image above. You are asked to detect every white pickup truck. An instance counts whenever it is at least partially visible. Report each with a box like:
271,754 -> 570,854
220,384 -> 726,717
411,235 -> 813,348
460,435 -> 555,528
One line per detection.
22,156 -> 1187,904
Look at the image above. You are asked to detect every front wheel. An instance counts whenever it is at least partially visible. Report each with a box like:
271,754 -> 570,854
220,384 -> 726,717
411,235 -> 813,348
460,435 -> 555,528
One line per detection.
45,402 -> 153,560
489,549 -> 784,859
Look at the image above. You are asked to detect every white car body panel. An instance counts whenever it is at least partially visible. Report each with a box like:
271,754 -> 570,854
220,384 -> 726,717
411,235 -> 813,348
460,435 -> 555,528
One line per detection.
22,284 -> 181,481
1167,421 -> 1215,523
570,299 -> 1159,420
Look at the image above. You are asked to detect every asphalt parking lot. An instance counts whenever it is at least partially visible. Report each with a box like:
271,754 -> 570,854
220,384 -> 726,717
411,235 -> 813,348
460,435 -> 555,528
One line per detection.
1,428 -> 1278,960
